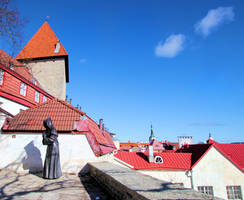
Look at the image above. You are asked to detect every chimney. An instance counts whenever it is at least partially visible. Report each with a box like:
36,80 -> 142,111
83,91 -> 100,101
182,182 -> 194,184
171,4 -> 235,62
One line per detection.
102,124 -> 105,132
99,118 -> 103,131
148,145 -> 154,163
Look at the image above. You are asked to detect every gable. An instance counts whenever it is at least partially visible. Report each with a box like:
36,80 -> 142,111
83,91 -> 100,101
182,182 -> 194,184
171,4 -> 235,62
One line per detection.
193,146 -> 244,174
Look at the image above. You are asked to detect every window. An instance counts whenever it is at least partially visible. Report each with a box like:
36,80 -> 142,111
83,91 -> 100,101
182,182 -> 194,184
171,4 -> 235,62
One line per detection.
0,69 -> 4,85
43,95 -> 47,103
20,82 -> 27,96
198,186 -> 214,196
35,91 -> 39,102
226,186 -> 242,199
154,156 -> 163,163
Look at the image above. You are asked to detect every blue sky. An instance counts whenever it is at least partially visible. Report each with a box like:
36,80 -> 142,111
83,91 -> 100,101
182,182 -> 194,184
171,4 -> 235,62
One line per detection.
3,0 -> 244,143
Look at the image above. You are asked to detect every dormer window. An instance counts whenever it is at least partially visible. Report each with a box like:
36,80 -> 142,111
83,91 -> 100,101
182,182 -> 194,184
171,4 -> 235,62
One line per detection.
54,41 -> 61,53
154,156 -> 163,163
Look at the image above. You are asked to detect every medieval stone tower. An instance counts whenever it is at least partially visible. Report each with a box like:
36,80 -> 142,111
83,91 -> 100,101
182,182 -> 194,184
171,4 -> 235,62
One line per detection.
16,22 -> 69,100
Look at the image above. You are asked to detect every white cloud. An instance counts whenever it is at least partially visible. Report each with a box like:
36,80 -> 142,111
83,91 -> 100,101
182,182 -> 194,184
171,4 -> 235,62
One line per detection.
195,7 -> 234,37
80,58 -> 87,63
155,34 -> 185,58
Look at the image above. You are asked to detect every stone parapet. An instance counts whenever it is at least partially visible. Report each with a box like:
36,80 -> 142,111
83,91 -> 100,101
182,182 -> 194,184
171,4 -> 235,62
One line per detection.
88,162 -> 216,200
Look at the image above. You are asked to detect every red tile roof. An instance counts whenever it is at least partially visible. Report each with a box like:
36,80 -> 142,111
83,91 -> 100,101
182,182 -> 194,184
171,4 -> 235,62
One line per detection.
16,22 -> 68,60
215,143 -> 244,169
120,142 -> 149,147
114,150 -> 192,170
16,22 -> 69,82
177,141 -> 244,172
2,99 -> 116,156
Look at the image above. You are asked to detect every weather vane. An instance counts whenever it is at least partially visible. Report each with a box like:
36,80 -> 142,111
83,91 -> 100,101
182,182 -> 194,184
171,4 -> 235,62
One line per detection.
45,16 -> 50,21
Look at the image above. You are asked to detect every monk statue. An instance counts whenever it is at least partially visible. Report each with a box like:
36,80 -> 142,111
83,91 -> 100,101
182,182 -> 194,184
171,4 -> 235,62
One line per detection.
42,117 -> 62,179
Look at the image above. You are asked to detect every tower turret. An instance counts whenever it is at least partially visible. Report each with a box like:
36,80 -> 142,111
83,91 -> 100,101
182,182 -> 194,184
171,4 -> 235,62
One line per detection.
149,125 -> 156,143
16,22 -> 69,100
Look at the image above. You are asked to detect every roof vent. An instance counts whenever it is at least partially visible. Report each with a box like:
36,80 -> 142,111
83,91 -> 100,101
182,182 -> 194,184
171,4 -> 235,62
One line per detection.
54,41 -> 61,53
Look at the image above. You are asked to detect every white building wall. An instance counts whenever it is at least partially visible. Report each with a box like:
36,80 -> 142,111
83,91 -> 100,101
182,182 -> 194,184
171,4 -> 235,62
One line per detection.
0,134 -> 101,173
112,157 -> 192,188
0,96 -> 28,116
192,147 -> 244,199
139,170 -> 192,188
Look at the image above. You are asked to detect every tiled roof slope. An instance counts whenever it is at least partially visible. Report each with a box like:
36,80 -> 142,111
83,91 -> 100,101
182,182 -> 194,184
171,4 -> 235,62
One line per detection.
177,142 -> 244,172
3,99 -> 85,131
215,143 -> 244,169
2,99 -> 116,155
114,150 -> 192,170
0,49 -> 21,66
120,142 -> 149,147
16,22 -> 68,60
0,49 -> 41,88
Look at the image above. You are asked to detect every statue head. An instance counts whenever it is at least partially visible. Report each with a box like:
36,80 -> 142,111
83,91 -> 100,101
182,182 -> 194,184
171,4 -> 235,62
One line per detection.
43,117 -> 53,130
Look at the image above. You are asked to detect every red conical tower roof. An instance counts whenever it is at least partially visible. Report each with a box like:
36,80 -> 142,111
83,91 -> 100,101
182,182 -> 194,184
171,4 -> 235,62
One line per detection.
16,22 -> 68,60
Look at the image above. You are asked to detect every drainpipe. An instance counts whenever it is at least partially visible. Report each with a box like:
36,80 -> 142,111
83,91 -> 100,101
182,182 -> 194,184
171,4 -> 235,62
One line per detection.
186,170 -> 194,189
190,170 -> 194,189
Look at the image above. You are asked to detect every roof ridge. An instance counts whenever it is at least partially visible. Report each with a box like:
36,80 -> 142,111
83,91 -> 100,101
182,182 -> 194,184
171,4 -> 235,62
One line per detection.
15,98 -> 56,117
56,99 -> 86,115
16,22 -> 68,60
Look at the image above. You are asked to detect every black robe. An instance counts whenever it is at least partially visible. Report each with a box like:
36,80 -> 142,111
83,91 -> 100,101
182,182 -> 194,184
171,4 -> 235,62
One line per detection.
42,118 -> 62,179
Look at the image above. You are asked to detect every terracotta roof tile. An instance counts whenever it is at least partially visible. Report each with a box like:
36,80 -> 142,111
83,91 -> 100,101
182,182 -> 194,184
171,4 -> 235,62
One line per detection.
2,99 -> 116,155
16,22 -> 68,60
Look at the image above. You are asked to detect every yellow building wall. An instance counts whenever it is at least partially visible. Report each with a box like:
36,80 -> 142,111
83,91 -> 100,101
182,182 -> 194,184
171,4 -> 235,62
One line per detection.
192,147 -> 244,199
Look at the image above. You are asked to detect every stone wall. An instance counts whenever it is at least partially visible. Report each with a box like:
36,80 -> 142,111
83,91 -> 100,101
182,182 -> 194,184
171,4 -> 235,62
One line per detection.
26,58 -> 66,100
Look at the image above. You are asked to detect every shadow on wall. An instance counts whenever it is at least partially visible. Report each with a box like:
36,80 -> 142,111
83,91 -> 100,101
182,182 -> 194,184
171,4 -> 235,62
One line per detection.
22,141 -> 43,173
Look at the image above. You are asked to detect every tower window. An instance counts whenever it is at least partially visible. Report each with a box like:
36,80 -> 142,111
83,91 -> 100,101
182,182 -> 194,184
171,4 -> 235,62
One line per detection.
154,156 -> 163,163
20,82 -> 27,96
35,91 -> 39,102
43,95 -> 47,103
0,69 -> 4,85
